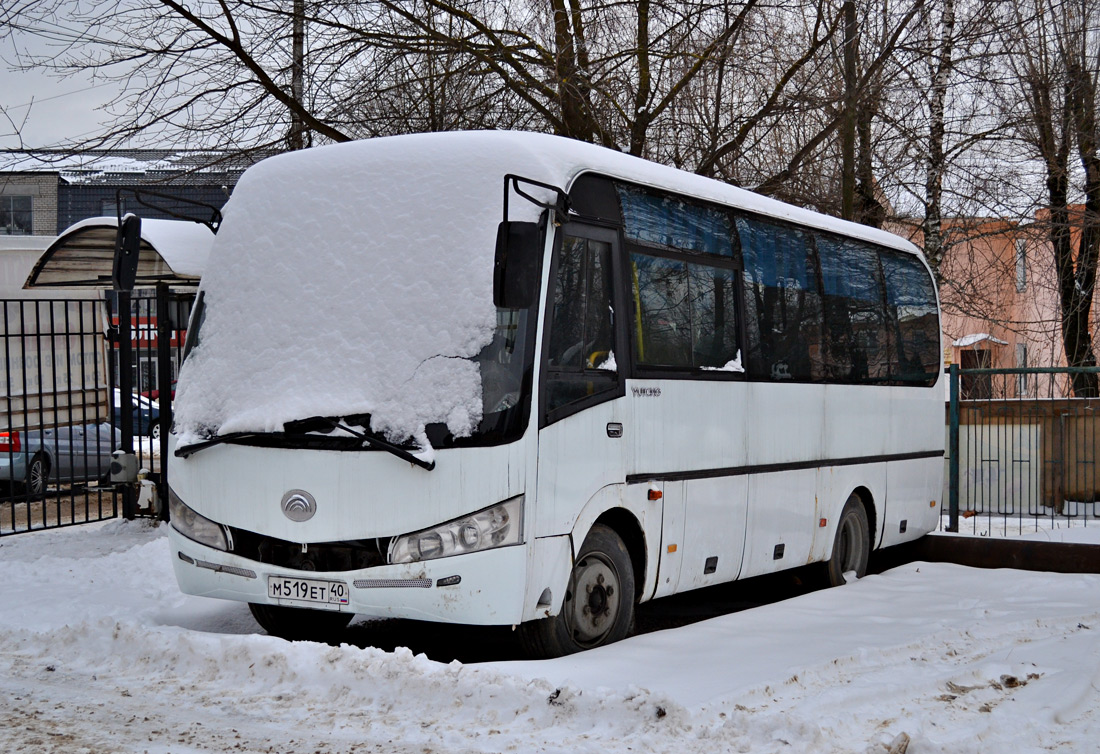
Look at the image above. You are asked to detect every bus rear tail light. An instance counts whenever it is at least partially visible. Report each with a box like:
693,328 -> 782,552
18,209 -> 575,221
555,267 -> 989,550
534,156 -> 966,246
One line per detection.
0,431 -> 21,452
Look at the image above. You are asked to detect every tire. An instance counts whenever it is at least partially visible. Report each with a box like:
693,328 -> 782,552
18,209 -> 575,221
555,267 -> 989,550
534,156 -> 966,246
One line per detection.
825,493 -> 871,587
24,454 -> 49,500
519,523 -> 635,658
248,602 -> 353,643
149,422 -> 161,440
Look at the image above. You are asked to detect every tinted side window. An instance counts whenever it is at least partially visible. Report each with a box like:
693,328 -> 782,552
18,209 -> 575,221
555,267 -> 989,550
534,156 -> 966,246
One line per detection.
618,185 -> 735,257
545,235 -> 617,413
881,250 -> 940,386
737,217 -> 824,381
631,254 -> 739,370
817,236 -> 889,383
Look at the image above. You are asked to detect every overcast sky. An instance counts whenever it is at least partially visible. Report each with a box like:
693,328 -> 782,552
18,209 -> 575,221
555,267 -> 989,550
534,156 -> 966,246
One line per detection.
1,23 -> 121,150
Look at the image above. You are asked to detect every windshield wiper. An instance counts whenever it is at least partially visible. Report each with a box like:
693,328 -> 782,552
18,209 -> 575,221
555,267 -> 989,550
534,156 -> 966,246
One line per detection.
174,431 -> 269,458
296,416 -> 436,471
175,418 -> 436,471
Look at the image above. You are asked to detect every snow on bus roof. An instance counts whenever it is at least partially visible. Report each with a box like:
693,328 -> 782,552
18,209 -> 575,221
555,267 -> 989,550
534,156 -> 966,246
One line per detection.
173,132 -> 923,447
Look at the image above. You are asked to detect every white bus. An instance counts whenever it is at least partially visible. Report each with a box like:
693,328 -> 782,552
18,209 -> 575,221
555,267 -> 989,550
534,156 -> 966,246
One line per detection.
167,132 -> 943,656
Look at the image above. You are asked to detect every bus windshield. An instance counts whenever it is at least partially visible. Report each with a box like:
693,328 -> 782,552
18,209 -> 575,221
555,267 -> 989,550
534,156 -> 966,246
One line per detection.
178,295 -> 534,453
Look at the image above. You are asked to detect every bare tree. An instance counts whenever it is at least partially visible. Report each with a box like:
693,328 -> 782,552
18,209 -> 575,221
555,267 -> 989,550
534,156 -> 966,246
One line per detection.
1,0 -> 910,202
1001,0 -> 1100,395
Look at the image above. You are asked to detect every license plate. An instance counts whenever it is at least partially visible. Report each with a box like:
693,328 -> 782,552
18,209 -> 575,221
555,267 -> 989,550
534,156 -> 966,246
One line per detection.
268,576 -> 350,606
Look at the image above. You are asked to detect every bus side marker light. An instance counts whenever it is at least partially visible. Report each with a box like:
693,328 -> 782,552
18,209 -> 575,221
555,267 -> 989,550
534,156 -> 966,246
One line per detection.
930,500 -> 937,507
648,489 -> 662,501
437,575 -> 462,587
667,544 -> 677,554
819,518 -> 827,528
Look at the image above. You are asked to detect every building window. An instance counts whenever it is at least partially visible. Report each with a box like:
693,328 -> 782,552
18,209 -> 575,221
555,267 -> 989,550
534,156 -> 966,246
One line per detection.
1,195 -> 32,235
101,197 -> 125,218
1015,239 -> 1027,292
1016,343 -> 1029,397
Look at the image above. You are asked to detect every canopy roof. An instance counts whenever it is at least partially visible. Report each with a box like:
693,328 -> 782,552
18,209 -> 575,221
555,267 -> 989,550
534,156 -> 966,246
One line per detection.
25,216 -> 213,288
953,333 -> 1009,348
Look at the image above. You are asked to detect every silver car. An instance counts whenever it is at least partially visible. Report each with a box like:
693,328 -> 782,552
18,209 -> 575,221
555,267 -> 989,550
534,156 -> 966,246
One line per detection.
0,423 -> 120,498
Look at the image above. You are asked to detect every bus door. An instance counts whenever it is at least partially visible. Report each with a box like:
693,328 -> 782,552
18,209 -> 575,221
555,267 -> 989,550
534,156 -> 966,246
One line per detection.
535,224 -> 627,542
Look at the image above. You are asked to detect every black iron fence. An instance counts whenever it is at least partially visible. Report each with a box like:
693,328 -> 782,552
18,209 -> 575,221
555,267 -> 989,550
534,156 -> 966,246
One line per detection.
0,297 -> 118,535
108,287 -> 192,516
946,365 -> 1100,535
0,289 -> 192,536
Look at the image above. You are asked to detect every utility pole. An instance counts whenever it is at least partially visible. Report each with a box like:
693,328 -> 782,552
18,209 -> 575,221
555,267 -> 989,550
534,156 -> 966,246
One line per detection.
288,0 -> 308,151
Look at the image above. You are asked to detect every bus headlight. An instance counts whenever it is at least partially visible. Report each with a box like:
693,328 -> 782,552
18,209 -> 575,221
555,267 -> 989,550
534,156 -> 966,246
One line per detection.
389,496 -> 524,564
169,487 -> 229,552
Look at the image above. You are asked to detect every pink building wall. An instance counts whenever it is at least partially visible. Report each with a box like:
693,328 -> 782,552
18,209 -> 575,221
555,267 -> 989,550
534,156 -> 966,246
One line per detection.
902,211 -> 1098,398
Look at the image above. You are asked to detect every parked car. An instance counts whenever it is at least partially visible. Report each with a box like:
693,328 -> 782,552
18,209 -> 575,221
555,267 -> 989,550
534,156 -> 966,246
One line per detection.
0,423 -> 120,498
113,389 -> 162,438
140,380 -> 177,402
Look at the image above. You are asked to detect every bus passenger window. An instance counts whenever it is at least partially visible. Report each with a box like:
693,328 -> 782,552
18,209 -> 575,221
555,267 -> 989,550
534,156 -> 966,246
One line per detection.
689,264 -> 739,368
817,237 -> 889,383
632,254 -> 690,366
631,253 -> 739,370
736,217 -> 824,382
545,236 -> 617,414
881,251 -> 939,386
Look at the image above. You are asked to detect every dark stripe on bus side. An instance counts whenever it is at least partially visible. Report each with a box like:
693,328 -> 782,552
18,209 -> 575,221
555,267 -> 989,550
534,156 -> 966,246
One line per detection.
625,449 -> 945,485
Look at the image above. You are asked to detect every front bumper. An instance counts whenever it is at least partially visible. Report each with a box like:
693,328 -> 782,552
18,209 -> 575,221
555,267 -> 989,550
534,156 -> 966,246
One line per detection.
167,525 -> 529,625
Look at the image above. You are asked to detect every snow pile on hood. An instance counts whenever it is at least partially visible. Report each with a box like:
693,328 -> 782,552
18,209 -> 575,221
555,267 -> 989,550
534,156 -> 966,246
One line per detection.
173,134 -> 554,444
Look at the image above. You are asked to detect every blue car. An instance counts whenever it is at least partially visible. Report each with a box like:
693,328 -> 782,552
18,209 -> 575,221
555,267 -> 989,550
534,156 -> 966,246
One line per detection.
112,389 -> 162,438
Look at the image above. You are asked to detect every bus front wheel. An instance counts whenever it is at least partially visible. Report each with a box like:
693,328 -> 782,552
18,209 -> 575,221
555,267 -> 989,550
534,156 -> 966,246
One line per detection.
248,602 -> 354,643
825,493 -> 870,587
519,523 -> 636,658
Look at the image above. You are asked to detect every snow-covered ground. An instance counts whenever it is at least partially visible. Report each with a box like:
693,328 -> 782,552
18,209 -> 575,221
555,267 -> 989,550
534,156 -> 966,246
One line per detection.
1,521 -> 1098,753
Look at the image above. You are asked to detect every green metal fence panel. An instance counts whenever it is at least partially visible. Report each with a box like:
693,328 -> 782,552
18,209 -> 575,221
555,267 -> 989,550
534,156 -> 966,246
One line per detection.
945,366 -> 1100,536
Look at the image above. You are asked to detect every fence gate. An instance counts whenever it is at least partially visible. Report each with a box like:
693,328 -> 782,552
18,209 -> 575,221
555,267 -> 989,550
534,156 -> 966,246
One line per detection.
0,297 -> 119,535
946,365 -> 1100,535
110,286 -> 193,521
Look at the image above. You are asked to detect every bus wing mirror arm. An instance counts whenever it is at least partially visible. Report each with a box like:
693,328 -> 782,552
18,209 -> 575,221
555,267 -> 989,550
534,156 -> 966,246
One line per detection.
494,221 -> 541,309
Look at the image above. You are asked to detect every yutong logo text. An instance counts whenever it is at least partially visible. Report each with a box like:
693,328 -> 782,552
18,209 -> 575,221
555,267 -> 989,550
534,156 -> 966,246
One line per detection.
631,386 -> 662,398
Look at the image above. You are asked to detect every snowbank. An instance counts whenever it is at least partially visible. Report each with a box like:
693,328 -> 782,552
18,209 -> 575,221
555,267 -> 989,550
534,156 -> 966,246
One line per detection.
1,520 -> 1098,753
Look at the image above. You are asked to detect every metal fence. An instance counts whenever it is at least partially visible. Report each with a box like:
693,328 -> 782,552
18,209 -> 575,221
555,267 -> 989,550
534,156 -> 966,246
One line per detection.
946,365 -> 1100,536
109,287 -> 192,515
0,297 -> 119,535
0,289 -> 192,536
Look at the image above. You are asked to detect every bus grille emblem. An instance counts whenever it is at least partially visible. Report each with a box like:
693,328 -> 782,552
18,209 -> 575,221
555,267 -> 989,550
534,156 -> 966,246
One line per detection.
281,489 -> 317,522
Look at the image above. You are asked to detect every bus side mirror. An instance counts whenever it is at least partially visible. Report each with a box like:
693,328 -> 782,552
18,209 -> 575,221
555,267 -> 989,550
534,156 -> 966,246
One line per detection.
494,221 -> 541,309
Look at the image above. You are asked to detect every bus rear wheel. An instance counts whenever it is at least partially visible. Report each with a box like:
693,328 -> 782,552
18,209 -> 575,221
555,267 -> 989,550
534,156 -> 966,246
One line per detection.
825,493 -> 870,587
519,523 -> 635,658
248,603 -> 354,643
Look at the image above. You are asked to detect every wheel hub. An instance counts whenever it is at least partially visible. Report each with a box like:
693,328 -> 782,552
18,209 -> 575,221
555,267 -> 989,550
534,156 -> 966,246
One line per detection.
568,555 -> 619,645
